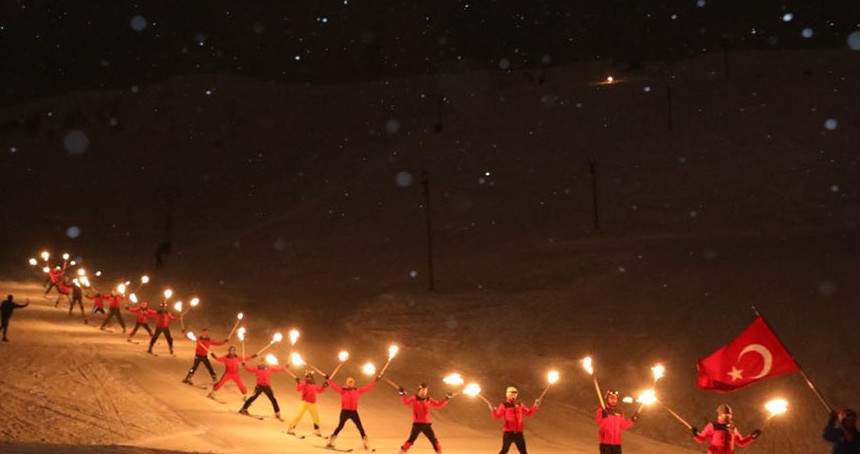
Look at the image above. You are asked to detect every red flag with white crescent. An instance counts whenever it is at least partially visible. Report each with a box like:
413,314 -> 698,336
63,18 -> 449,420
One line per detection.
696,316 -> 800,392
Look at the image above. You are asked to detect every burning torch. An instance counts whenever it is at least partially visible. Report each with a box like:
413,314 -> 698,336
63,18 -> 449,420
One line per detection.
186,331 -> 211,355
173,301 -> 184,331
583,357 -> 606,409
463,383 -> 492,407
328,351 -> 350,380
762,399 -> 788,430
238,327 -> 247,359
537,370 -> 560,403
378,344 -> 399,377
227,312 -> 244,340
255,332 -> 283,356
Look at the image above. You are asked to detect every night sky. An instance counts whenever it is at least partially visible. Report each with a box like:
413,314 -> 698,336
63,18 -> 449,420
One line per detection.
2,1 -> 859,104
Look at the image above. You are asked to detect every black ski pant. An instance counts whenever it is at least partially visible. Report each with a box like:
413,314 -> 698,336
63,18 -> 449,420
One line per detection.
1,315 -> 10,340
332,409 -> 366,437
129,321 -> 153,337
188,354 -> 217,378
499,431 -> 527,454
92,306 -> 106,315
69,296 -> 85,316
404,423 -> 439,449
599,444 -> 623,454
148,327 -> 173,351
242,385 -> 279,413
100,307 -> 126,330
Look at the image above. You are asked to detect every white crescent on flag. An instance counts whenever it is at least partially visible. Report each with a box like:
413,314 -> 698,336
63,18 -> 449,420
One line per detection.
737,344 -> 773,379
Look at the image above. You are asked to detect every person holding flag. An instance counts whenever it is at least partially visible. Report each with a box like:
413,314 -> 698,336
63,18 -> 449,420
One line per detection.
183,328 -> 227,385
239,357 -> 287,420
597,389 -> 638,454
691,404 -> 760,453
398,383 -> 451,454
490,386 -> 539,454
823,408 -> 860,453
325,375 -> 379,451
286,370 -> 328,437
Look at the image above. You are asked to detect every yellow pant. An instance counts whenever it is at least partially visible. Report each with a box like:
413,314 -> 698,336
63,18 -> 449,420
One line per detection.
289,401 -> 320,429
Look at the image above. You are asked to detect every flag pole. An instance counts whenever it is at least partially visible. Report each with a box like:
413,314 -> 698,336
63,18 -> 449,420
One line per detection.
751,305 -> 833,413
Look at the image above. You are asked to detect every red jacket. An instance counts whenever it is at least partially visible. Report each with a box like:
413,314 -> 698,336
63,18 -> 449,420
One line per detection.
694,422 -> 755,453
127,306 -> 155,323
150,310 -> 177,328
297,380 -> 327,403
214,354 -> 253,375
492,401 -> 537,432
328,379 -> 377,410
244,364 -> 286,386
107,295 -> 124,309
49,269 -> 64,284
190,337 -> 225,356
597,407 -> 635,445
402,394 -> 448,423
86,294 -> 109,308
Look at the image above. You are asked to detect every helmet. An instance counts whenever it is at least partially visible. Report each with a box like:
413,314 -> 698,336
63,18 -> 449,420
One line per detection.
840,409 -> 857,421
228,346 -> 236,352
506,386 -> 518,397
717,404 -> 733,415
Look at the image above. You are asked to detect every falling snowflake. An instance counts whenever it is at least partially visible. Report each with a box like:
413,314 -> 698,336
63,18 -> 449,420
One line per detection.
63,130 -> 89,155
130,15 -> 147,31
66,226 -> 81,239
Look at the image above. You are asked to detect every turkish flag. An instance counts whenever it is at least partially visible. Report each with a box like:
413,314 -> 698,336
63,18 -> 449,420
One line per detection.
697,316 -> 800,392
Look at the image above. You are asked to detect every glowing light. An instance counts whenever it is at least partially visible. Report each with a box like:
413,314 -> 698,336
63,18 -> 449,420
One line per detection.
388,344 -> 400,360
238,327 -> 246,341
141,275 -> 150,284
463,383 -> 482,396
547,370 -> 560,384
291,353 -> 306,366
186,331 -> 197,341
362,362 -> 377,375
77,269 -> 86,276
622,396 -> 634,404
583,357 -> 594,375
190,297 -> 200,307
62,253 -> 70,260
637,389 -> 657,405
129,293 -> 138,303
42,266 -> 50,273
173,301 -> 183,312
69,260 -> 76,266
765,399 -> 788,417
163,289 -> 173,299
237,312 -> 244,320
606,76 -> 614,83
80,277 -> 91,287
41,251 -> 50,261
289,329 -> 300,346
272,332 -> 283,343
95,271 -> 102,276
265,354 -> 279,365
338,351 -> 350,361
117,283 -> 127,294
28,258 -> 37,266
443,373 -> 465,386
652,364 -> 665,382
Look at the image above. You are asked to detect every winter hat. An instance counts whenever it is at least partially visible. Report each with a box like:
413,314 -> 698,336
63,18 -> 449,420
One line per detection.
840,409 -> 857,421
417,383 -> 428,390
506,386 -> 518,397
228,346 -> 236,352
717,404 -> 733,415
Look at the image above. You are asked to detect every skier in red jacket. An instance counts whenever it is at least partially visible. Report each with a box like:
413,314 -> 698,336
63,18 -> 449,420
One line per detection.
208,346 -> 255,400
87,292 -> 109,315
146,302 -> 177,355
692,404 -> 760,454
398,383 -> 451,453
490,386 -> 539,454
238,358 -> 287,419
182,328 -> 227,385
325,375 -> 379,451
597,389 -> 638,454
99,291 -> 126,332
126,301 -> 155,342
286,371 -> 328,436
45,267 -> 64,296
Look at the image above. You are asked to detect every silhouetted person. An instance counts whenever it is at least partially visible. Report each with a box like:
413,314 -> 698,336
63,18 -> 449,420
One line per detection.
1,294 -> 30,342
69,282 -> 87,323
824,408 -> 860,454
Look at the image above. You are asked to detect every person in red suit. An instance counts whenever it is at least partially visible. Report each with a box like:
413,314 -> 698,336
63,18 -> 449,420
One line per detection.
239,358 -> 287,419
146,302 -> 177,354
398,383 -> 451,453
182,328 -> 227,385
692,404 -> 760,454
286,371 -> 328,437
325,375 -> 379,451
126,301 -> 155,341
99,291 -> 126,332
490,386 -> 539,454
208,346 -> 255,400
596,389 -> 638,454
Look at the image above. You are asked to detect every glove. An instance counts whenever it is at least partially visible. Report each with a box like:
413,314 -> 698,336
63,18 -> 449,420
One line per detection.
375,374 -> 382,382
601,409 -> 609,418
324,374 -> 330,380
223,338 -> 229,343
751,429 -> 762,439
488,403 -> 495,411
534,399 -> 540,407
630,412 -> 640,422
829,410 -> 839,423
398,387 -> 406,396
210,352 -> 216,358
445,393 -> 453,400
181,329 -> 186,334
691,426 -> 699,437
252,354 -> 258,358
241,362 -> 246,366
295,377 -> 301,384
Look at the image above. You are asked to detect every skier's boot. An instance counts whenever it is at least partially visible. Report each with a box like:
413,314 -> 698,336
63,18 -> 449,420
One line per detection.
313,426 -> 322,437
286,425 -> 297,435
238,408 -> 249,415
207,391 -> 216,400
182,374 -> 193,385
211,374 -> 218,385
362,435 -> 372,451
400,441 -> 412,453
434,441 -> 442,453
325,434 -> 337,448
275,411 -> 283,421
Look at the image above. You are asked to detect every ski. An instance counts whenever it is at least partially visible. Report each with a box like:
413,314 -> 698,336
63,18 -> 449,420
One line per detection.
239,412 -> 264,421
315,446 -> 353,452
283,430 -> 306,439
207,395 -> 228,404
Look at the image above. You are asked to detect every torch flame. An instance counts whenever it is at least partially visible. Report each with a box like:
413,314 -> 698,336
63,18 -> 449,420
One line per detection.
186,331 -> 197,341
77,268 -> 86,276
29,258 -> 37,266
237,312 -> 244,320
291,353 -> 306,366
80,277 -> 91,287
289,329 -> 300,346
272,332 -> 283,343
765,399 -> 788,417
583,357 -> 594,375
622,396 -> 634,404
362,362 -> 377,375
173,301 -> 183,312
129,293 -> 138,303
117,283 -> 127,294
237,327 -> 246,341
463,383 -> 482,396
443,373 -> 465,386
42,266 -> 50,273
70,261 -> 76,266
41,251 -> 50,261
141,275 -> 150,284
163,289 -> 173,300
652,364 -> 665,382
190,297 -> 200,307
548,370 -> 560,384
637,389 -> 657,405
62,253 -> 70,260
388,344 -> 400,360
265,354 -> 279,366
95,271 -> 102,276
338,351 -> 350,361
